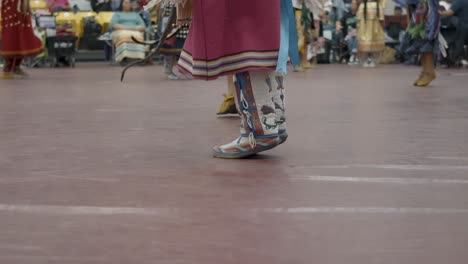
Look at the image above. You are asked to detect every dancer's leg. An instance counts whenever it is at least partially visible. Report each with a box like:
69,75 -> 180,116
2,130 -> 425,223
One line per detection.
415,52 -> 436,87
13,58 -> 28,77
212,71 -> 281,159
163,55 -> 180,80
2,58 -> 15,79
216,75 -> 238,115
270,72 -> 288,144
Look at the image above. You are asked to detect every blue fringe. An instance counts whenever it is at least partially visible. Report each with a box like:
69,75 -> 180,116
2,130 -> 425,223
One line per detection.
276,0 -> 300,74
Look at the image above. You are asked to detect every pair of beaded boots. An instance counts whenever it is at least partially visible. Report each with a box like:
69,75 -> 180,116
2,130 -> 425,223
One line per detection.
212,71 -> 288,159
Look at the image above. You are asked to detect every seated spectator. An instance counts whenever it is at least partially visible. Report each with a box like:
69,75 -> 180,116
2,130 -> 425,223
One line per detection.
90,0 -> 113,12
47,0 -> 71,13
109,0 -> 146,64
385,6 -> 406,41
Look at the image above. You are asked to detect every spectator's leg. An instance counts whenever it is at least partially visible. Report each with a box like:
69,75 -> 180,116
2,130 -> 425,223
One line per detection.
351,37 -> 358,55
163,55 -> 173,74
369,53 -> 377,67
104,44 -> 111,61
361,53 -> 368,67
347,37 -> 358,64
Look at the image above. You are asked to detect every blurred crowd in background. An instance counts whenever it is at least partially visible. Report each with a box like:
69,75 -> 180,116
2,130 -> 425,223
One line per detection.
0,0 -> 467,71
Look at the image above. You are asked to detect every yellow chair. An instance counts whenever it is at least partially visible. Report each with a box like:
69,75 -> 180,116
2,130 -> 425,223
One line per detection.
96,12 -> 115,33
75,11 -> 97,22
75,12 -> 97,37
55,12 -> 98,38
55,12 -> 78,32
30,0 -> 47,11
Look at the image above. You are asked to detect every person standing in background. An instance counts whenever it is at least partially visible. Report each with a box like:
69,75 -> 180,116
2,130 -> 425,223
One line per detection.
293,0 -> 314,71
1,0 -> 44,79
157,2 -> 189,80
308,0 -> 326,66
357,0 -> 385,67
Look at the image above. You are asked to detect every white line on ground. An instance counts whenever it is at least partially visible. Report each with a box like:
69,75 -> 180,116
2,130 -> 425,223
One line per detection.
0,204 -> 177,216
257,207 -> 468,214
448,72 -> 468,76
0,176 -> 120,184
290,175 -> 468,184
0,244 -> 43,251
428,156 -> 468,161
1,204 -> 467,216
0,255 -> 108,262
310,164 -> 468,170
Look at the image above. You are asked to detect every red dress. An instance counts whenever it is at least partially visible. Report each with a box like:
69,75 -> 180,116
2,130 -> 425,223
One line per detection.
1,0 -> 43,59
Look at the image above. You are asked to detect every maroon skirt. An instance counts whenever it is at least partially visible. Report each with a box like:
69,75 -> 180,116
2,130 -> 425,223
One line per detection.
178,0 -> 281,80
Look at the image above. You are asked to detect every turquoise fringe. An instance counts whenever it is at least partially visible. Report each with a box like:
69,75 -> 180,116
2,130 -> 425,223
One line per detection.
276,0 -> 300,74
